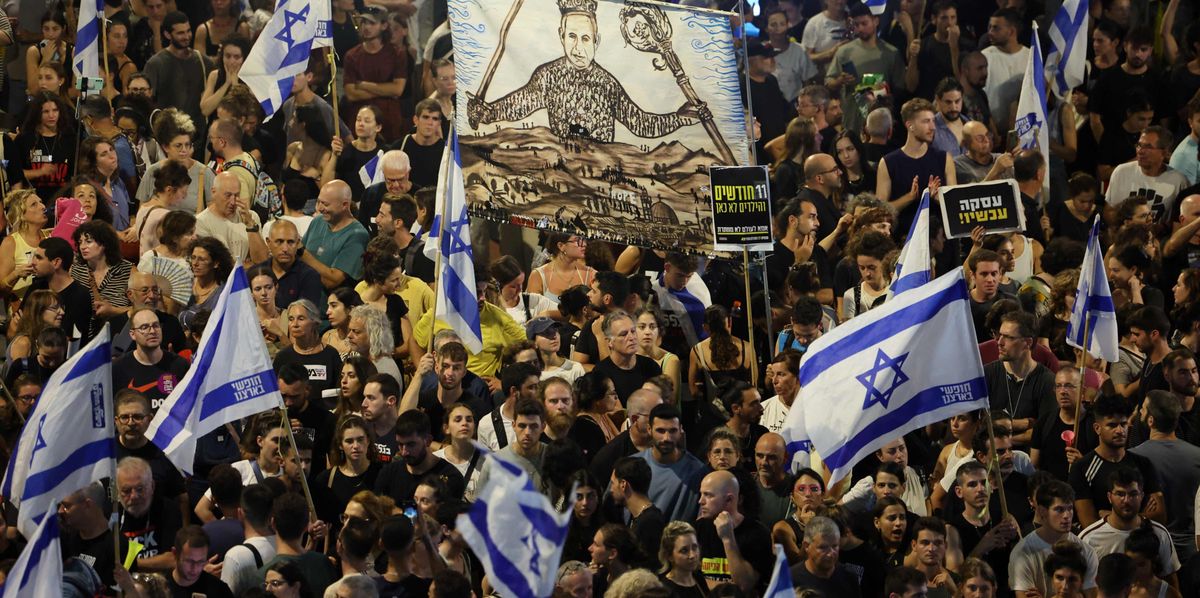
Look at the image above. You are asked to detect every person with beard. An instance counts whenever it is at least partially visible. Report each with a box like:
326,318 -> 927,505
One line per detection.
931,78 -> 969,157
957,52 -> 994,134
1131,389 -> 1200,562
638,403 -> 706,522
409,341 -> 491,432
589,389 -> 663,485
594,311 -> 661,405
571,271 -> 631,371
1087,26 -> 1165,143
720,381 -> 768,471
877,98 -> 956,237
1080,468 -> 1180,581
692,469 -> 773,594
143,12 -> 209,153
826,4 -> 904,140
361,373 -> 402,463
1010,480 -> 1099,598
478,362 -> 540,451
984,311 -> 1055,445
375,410 -> 465,506
476,398 -> 551,494
60,482 -> 128,594
118,456 -> 183,572
842,437 -> 929,517
540,376 -> 606,461
342,6 -> 408,142
1069,394 -> 1165,528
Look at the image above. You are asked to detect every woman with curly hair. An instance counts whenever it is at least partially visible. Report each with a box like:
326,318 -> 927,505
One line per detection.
1038,269 -> 1081,362
64,177 -> 114,226
137,108 -> 217,213
770,117 -> 820,201
138,210 -> 197,309
312,416 -> 381,534
357,250 -> 414,361
689,305 -> 757,401
10,93 -> 76,202
0,190 -> 49,297
78,136 -> 133,235
71,220 -> 133,339
180,236 -> 234,328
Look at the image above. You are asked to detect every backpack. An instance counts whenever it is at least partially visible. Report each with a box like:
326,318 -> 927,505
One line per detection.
221,156 -> 281,221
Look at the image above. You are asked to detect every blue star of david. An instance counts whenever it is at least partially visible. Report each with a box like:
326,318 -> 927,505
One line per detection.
274,6 -> 310,49
29,415 -> 48,461
856,349 -> 910,410
444,212 -> 472,256
522,531 -> 543,577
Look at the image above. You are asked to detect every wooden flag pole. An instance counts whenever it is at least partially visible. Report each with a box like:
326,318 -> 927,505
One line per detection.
983,409 -> 1010,520
741,246 -> 756,369
1072,321 -> 1090,439
277,406 -> 317,517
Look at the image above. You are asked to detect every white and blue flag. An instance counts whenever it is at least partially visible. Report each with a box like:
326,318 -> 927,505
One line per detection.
1066,216 -> 1118,362
1,328 -> 114,538
0,500 -> 61,598
458,449 -> 573,598
239,0 -> 319,120
146,265 -> 283,475
73,0 -> 104,80
424,131 -> 484,353
764,544 -> 795,598
891,189 -> 932,296
863,0 -> 887,15
359,151 -> 385,188
787,268 -> 988,483
1046,0 -> 1089,99
780,387 -> 813,474
1014,22 -> 1050,197
313,0 -> 332,49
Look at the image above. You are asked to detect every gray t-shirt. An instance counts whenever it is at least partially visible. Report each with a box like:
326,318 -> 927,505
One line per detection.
1130,438 -> 1200,561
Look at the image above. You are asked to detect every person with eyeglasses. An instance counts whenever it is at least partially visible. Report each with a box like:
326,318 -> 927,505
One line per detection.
1079,467 -> 1180,585
9,373 -> 42,420
118,456 -> 184,572
112,306 -> 190,411
1104,128 -> 1189,226
262,560 -> 309,598
1030,367 -> 1100,481
165,526 -> 234,597
983,310 -> 1055,447
114,389 -> 190,524
137,107 -> 218,214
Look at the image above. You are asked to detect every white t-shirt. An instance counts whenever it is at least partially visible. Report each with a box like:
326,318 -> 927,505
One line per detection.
263,214 -> 314,240
1079,518 -> 1179,576
801,12 -> 851,59
433,447 -> 483,502
1009,531 -> 1097,594
477,405 -> 514,452
761,395 -> 792,433
541,360 -> 585,385
221,535 -> 277,594
503,292 -> 557,325
203,459 -> 281,501
1104,162 -> 1191,224
981,45 -> 1029,129
773,42 -> 819,101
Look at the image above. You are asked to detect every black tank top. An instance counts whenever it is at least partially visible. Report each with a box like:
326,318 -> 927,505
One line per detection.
883,146 -> 947,236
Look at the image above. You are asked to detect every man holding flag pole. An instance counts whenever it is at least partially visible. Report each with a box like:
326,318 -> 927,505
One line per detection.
1066,216 -> 1118,439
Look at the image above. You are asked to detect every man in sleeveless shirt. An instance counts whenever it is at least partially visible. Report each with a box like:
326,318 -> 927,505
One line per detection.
877,98 -> 957,238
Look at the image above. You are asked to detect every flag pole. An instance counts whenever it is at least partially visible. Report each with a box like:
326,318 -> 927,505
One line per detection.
101,15 -> 111,102
983,408 -> 1010,520
277,405 -> 318,518
428,128 -> 457,354
1072,320 -> 1090,438
327,46 -> 339,138
741,246 -> 756,369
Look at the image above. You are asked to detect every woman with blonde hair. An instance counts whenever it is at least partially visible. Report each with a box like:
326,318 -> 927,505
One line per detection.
137,108 -> 216,214
0,190 -> 49,298
770,117 -> 819,200
657,521 -> 706,595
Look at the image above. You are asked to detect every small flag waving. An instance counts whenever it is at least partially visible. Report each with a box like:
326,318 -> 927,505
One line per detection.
458,449 -> 573,598
891,189 -> 932,296
1066,217 -> 1118,362
764,544 -> 795,598
425,131 -> 484,353
0,501 -> 61,598
1014,23 -> 1049,196
1046,0 -> 1089,99
863,0 -> 887,15
240,0 -> 319,120
146,265 -> 283,474
792,268 -> 988,483
359,151 -> 385,188
1,328 -> 114,538
73,0 -> 104,79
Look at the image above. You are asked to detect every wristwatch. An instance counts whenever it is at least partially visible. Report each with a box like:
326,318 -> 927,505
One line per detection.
245,224 -> 260,233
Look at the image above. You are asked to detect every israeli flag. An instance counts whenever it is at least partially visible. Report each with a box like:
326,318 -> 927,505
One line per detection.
1066,217 -> 1118,362
73,0 -> 104,79
891,189 -> 932,296
424,131 -> 484,353
863,0 -> 887,15
764,544 -> 795,598
1,328 -> 114,538
791,268 -> 988,483
239,0 -> 319,120
1014,23 -> 1049,196
0,501 -> 61,598
358,151 -> 385,188
780,387 -> 813,473
313,0 -> 332,49
146,265 -> 283,475
1047,0 -> 1089,99
457,449 -> 572,598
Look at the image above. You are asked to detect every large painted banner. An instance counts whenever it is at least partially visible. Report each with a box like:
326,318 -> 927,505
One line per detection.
450,0 -> 751,254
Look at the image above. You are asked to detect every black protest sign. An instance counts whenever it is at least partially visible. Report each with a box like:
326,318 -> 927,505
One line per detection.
937,179 -> 1025,239
708,166 -> 773,251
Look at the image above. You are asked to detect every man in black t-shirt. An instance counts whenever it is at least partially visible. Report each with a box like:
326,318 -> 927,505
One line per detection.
571,272 -> 630,370
789,516 -> 864,598
363,373 -> 402,463
693,470 -> 774,594
60,482 -> 129,594
166,526 -> 234,598
115,391 -> 188,524
393,99 -> 446,190
594,311 -> 662,405
29,237 -> 92,342
278,363 -> 334,474
1069,394 -> 1164,528
1088,27 -> 1163,141
118,456 -> 183,572
374,410 -> 465,506
611,456 -> 666,562
112,308 -> 190,412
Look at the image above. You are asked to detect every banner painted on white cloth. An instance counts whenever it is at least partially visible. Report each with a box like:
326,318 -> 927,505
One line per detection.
451,0 -> 751,254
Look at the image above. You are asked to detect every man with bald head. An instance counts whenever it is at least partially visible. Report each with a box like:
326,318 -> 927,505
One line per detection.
589,388 -> 663,484
196,171 -> 267,265
258,219 -> 324,311
754,433 -> 793,527
113,307 -> 190,411
798,153 -> 844,243
358,150 -> 413,232
301,179 -> 370,289
953,120 -> 1014,184
111,269 -> 186,357
1164,195 -> 1200,292
694,469 -> 774,593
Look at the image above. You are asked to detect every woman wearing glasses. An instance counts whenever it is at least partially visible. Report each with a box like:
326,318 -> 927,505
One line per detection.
263,561 -> 312,598
527,233 -> 596,301
136,108 -> 217,214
